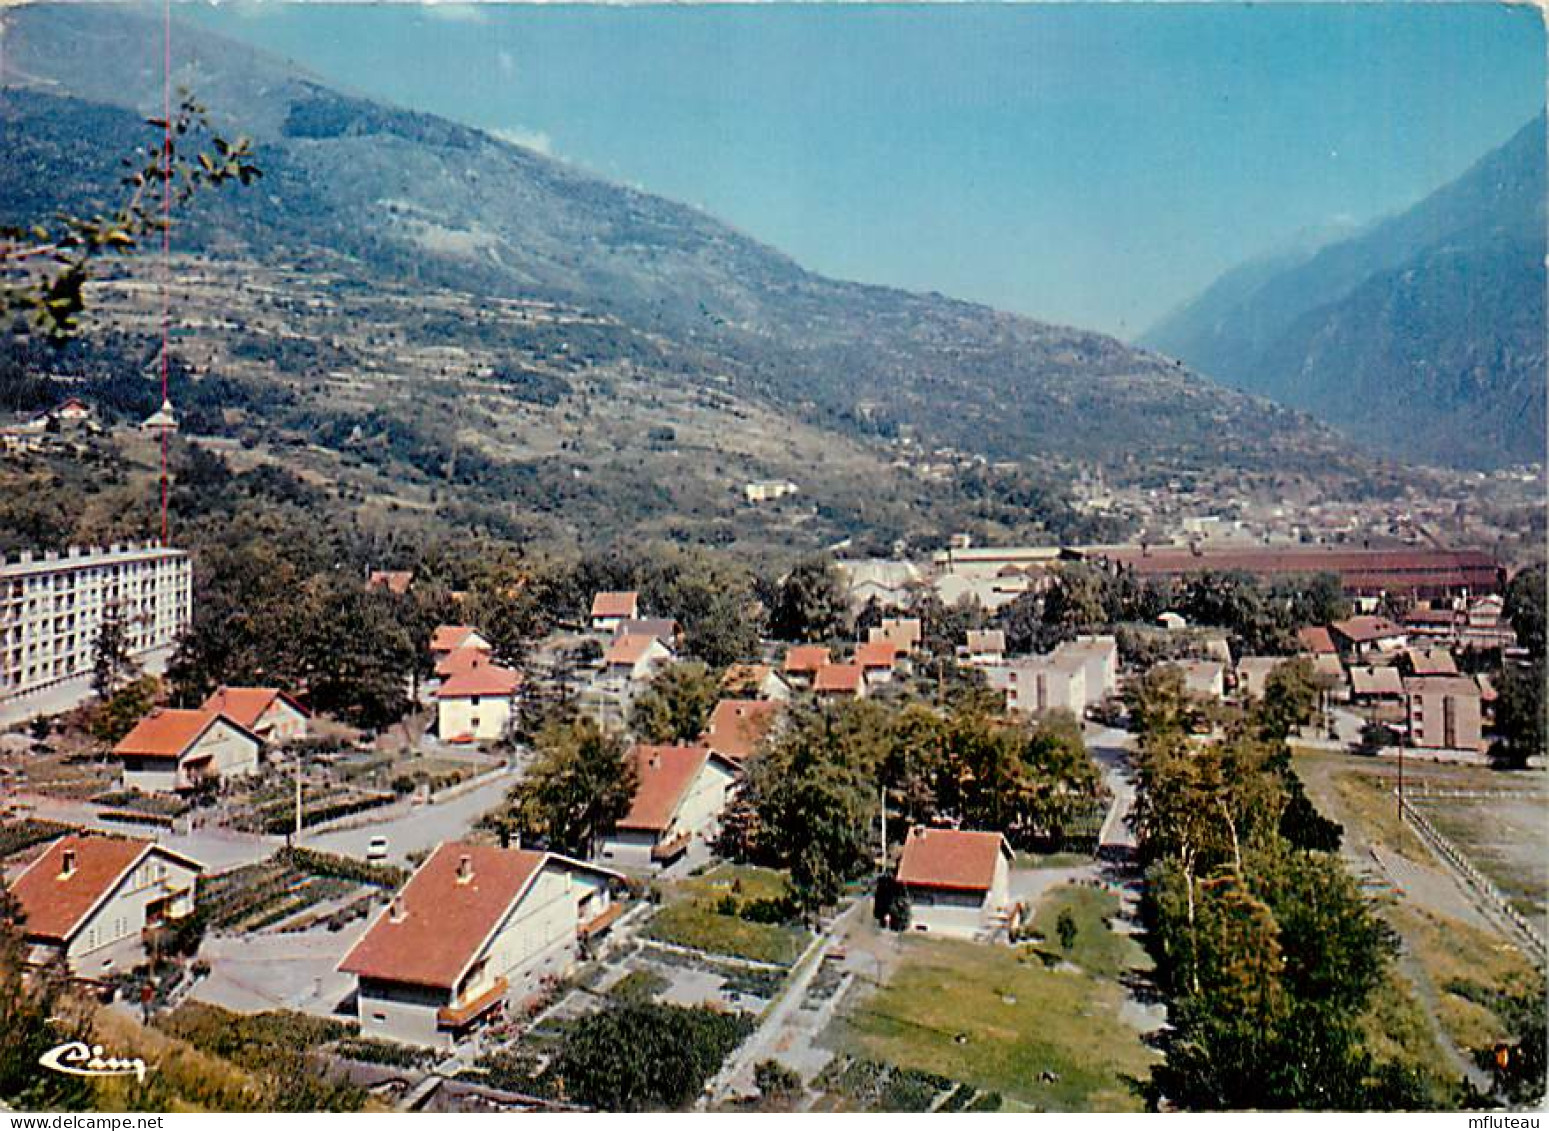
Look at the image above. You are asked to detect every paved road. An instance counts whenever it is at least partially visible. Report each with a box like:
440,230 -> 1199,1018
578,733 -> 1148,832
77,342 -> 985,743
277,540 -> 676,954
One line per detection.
305,768 -> 518,864
193,918 -> 371,1019
11,792 -> 279,873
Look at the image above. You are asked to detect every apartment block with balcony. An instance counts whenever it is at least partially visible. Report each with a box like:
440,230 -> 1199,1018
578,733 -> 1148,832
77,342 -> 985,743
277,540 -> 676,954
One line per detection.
0,542 -> 192,722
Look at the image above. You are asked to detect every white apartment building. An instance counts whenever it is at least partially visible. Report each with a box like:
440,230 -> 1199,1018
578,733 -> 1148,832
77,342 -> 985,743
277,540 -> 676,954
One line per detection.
0,542 -> 192,722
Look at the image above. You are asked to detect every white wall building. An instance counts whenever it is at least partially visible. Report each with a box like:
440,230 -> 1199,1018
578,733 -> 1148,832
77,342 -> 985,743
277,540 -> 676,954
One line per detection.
599,744 -> 740,868
339,843 -> 621,1046
895,827 -> 1014,940
113,708 -> 262,794
0,542 -> 192,723
436,665 -> 522,743
9,834 -> 202,977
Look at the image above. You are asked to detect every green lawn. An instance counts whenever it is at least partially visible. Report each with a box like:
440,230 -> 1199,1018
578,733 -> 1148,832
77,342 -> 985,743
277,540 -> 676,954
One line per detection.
643,863 -> 810,966
833,936 -> 1158,1111
1029,883 -> 1152,980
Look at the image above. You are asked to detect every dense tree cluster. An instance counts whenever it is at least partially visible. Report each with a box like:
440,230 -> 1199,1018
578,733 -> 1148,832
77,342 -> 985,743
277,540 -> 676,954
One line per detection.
997,564 -> 1351,658
733,696 -> 1105,913
1128,667 -> 1463,1110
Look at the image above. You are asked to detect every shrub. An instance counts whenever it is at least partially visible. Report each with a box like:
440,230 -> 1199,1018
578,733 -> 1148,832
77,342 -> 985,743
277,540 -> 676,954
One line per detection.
754,1058 -> 803,1102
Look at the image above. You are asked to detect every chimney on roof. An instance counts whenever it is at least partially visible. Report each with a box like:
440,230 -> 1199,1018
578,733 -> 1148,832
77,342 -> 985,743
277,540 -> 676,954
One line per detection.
456,853 -> 474,884
60,849 -> 77,878
388,895 -> 406,922
649,753 -> 661,770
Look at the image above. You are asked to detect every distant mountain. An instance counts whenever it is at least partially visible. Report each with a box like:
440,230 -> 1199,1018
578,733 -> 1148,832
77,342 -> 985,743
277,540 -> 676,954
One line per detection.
0,3 -> 1384,552
1144,115 -> 1547,469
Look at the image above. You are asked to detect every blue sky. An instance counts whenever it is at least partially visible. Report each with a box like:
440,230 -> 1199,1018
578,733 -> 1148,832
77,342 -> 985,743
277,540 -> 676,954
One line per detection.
188,2 -> 1544,338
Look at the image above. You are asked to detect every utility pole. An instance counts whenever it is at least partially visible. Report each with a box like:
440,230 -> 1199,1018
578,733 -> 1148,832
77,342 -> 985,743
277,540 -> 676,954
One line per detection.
294,749 -> 304,845
879,780 -> 887,866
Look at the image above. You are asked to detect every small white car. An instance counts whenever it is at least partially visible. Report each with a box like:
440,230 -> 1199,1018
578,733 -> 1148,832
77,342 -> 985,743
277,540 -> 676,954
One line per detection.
366,837 -> 390,861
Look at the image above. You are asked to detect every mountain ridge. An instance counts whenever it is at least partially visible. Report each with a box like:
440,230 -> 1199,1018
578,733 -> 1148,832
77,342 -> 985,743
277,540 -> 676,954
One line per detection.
1144,113 -> 1546,468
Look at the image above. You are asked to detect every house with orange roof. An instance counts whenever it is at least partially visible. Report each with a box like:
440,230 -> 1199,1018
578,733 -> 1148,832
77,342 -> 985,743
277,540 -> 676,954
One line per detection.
599,744 -> 740,868
895,826 -> 1014,939
782,645 -> 831,686
338,842 -> 621,1046
436,665 -> 522,743
813,663 -> 866,700
719,663 -> 791,702
113,708 -> 262,793
200,686 -> 310,744
703,699 -> 782,762
590,591 -> 640,633
434,646 -> 492,680
869,617 -> 923,654
429,624 -> 493,659
601,632 -> 674,687
8,833 -> 201,976
367,569 -> 414,596
854,638 -> 903,687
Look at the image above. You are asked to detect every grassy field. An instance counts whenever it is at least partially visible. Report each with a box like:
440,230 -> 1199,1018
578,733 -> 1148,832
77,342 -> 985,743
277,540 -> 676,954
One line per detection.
831,935 -> 1157,1111
1419,795 -> 1548,928
643,863 -> 810,966
1027,883 -> 1151,980
1389,902 -> 1545,1056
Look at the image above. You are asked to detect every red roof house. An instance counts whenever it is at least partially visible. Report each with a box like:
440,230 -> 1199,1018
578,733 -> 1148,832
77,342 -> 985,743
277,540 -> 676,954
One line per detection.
338,842 -> 620,1045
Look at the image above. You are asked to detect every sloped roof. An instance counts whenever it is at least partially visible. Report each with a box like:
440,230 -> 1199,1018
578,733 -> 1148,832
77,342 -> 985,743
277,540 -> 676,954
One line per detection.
782,645 -> 830,674
9,834 -> 201,943
114,709 -> 230,760
200,687 -> 308,730
615,618 -> 679,642
591,591 -> 639,619
436,646 -> 492,678
338,843 -> 546,990
896,827 -> 1008,893
1350,665 -> 1405,697
367,570 -> 413,595
430,625 -> 488,653
605,633 -> 669,666
1404,674 -> 1481,698
616,744 -> 715,832
1298,626 -> 1338,655
721,664 -> 777,696
813,663 -> 864,693
854,639 -> 901,670
1331,616 -> 1407,644
1405,648 -> 1458,676
436,664 -> 522,699
704,699 -> 781,761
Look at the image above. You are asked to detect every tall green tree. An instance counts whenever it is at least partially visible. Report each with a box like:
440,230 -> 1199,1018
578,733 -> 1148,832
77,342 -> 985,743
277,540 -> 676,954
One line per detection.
510,717 -> 637,858
767,556 -> 849,643
629,662 -> 720,744
91,608 -> 137,700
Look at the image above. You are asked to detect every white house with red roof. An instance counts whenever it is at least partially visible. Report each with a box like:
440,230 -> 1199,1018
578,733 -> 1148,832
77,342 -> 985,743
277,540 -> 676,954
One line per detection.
590,591 -> 639,633
201,686 -> 310,744
599,744 -> 740,868
113,708 -> 262,793
436,665 -> 522,743
895,826 -> 1014,939
8,833 -> 202,976
601,632 -> 674,687
854,638 -> 903,687
813,662 -> 866,700
338,842 -> 620,1046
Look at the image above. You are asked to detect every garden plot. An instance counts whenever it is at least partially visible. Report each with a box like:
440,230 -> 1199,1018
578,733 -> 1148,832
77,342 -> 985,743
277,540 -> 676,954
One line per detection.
643,863 -> 810,967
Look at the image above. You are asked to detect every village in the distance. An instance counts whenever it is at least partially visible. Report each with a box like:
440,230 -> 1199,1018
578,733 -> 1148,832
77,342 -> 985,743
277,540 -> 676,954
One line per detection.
1,0 -> 1546,1118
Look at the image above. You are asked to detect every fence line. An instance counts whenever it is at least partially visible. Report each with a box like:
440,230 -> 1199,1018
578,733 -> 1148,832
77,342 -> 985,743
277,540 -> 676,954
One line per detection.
1397,793 -> 1547,968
